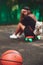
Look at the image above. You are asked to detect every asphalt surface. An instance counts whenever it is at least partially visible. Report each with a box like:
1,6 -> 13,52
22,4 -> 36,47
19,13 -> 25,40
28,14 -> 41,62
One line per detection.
0,25 -> 43,65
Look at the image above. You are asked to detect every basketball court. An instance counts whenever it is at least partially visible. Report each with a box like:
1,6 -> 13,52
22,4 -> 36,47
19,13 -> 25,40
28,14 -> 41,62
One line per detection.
0,25 -> 43,65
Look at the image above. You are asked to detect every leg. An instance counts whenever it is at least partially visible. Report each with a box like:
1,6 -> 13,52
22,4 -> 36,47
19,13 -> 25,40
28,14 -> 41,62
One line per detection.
10,23 -> 25,39
14,22 -> 25,35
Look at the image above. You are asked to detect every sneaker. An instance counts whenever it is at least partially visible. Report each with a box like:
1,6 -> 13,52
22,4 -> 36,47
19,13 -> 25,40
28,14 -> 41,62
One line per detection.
17,34 -> 21,38
10,34 -> 18,39
17,33 -> 24,38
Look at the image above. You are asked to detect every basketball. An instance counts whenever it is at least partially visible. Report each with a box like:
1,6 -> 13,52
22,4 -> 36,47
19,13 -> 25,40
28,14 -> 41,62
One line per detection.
1,50 -> 23,65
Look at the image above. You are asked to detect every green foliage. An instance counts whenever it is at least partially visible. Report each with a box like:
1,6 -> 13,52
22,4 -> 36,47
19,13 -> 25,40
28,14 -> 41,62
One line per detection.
0,0 -> 43,25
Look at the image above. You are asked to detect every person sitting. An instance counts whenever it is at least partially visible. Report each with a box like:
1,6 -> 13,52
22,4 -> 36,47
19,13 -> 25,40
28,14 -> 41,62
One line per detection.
10,6 -> 36,39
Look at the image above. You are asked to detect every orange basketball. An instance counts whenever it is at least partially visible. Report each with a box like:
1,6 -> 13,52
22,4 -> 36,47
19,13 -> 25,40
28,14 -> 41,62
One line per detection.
1,50 -> 23,65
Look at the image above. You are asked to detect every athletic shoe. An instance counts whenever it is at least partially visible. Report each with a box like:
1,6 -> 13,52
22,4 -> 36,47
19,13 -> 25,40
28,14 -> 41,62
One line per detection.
17,34 -> 21,38
10,34 -> 18,39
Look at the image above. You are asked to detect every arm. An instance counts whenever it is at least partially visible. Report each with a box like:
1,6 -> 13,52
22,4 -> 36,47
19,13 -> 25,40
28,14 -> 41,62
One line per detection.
28,14 -> 37,22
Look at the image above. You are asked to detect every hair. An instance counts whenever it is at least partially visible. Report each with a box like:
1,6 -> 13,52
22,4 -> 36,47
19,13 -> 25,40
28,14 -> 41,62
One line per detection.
23,6 -> 30,11
19,6 -> 31,22
19,13 -> 24,22
23,6 -> 32,14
